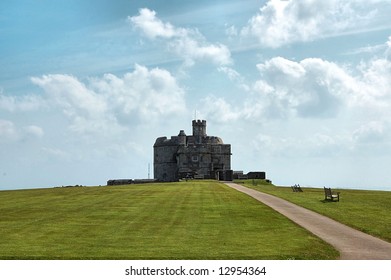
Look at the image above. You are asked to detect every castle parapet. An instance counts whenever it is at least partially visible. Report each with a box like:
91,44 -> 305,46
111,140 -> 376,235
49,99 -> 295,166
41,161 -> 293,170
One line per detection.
192,119 -> 207,137
153,136 -> 179,146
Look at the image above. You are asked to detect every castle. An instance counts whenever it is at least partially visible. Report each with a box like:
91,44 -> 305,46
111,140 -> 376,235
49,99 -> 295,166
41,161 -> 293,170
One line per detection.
153,120 -> 232,181
107,119 -> 268,185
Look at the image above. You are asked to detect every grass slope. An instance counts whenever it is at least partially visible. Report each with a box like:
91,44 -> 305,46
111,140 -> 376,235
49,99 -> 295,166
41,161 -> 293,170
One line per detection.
239,180 -> 391,243
0,181 -> 337,259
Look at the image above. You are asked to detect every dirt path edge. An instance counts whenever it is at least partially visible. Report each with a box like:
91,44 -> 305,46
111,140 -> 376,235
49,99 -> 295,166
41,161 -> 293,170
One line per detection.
225,182 -> 391,260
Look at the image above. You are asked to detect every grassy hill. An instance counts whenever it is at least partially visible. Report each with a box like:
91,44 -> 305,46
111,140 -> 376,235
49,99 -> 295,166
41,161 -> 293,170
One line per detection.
0,180 -> 338,260
240,179 -> 391,243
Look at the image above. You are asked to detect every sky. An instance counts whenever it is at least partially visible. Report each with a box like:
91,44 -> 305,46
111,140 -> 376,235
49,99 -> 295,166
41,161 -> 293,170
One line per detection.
1,0 -> 391,191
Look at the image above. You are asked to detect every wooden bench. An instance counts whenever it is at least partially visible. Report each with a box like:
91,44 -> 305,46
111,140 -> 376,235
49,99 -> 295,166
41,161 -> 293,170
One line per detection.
324,187 -> 340,202
291,184 -> 303,192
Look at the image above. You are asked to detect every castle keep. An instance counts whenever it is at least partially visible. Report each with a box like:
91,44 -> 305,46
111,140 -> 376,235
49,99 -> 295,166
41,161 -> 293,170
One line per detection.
153,120 -> 232,181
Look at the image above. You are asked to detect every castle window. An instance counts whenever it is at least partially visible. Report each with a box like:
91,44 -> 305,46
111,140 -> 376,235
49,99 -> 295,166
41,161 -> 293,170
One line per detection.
192,155 -> 199,162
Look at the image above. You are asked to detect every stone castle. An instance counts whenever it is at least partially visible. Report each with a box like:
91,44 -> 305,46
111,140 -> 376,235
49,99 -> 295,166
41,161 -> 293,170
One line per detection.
153,120 -> 232,181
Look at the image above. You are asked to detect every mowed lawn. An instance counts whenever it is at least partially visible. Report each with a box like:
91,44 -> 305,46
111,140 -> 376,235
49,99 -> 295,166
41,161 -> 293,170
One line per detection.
0,181 -> 338,259
240,180 -> 391,243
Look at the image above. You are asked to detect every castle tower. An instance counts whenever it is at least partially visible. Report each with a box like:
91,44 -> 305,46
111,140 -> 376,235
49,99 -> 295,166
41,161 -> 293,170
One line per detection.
192,120 -> 207,137
178,130 -> 186,145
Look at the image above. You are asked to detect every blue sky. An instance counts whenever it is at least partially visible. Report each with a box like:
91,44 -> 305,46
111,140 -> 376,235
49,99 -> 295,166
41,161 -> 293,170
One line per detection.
1,0 -> 391,190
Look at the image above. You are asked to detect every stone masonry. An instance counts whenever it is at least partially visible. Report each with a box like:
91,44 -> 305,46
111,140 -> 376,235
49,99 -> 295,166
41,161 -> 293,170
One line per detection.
153,120 -> 232,181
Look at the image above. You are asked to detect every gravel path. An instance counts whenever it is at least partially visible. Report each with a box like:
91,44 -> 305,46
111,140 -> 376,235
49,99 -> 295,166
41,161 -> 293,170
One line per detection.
225,182 -> 391,260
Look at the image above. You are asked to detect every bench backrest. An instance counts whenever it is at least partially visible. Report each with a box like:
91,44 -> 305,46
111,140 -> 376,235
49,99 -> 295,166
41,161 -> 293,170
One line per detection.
324,187 -> 332,195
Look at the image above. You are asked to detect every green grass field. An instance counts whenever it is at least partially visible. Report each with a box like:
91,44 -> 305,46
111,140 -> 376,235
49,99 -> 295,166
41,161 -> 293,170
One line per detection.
0,180 -> 338,260
239,180 -> 391,243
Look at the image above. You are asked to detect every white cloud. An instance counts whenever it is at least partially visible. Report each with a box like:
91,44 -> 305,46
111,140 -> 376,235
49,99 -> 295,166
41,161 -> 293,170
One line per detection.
248,57 -> 349,119
350,58 -> 391,110
218,66 -> 250,91
0,94 -> 44,112
386,36 -> 391,59
31,74 -> 112,135
0,120 -> 44,143
24,125 -> 44,138
225,24 -> 238,37
188,44 -> 391,125
241,0 -> 390,48
243,42 -> 391,121
353,121 -> 386,144
31,74 -> 107,117
91,64 -> 186,121
199,96 -> 241,123
344,43 -> 386,56
214,57 -> 358,122
218,66 -> 241,81
31,65 -> 186,135
129,8 -> 232,66
348,120 -> 391,156
0,119 -> 18,142
128,8 -> 180,39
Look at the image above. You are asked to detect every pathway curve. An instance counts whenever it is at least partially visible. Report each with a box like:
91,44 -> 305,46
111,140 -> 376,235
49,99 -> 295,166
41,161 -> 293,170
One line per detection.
225,182 -> 391,260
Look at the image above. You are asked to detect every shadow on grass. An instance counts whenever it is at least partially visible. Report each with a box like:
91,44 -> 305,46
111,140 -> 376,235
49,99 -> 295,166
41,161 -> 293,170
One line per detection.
320,199 -> 340,203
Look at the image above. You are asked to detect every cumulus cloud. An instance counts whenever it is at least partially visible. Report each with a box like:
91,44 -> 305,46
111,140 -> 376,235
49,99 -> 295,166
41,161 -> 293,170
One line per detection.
90,64 -> 186,121
0,94 -> 44,112
198,51 -> 391,124
346,54 -> 391,112
0,120 -> 43,143
212,60 -> 376,124
31,74 -> 112,135
244,40 -> 391,120
31,74 -> 107,118
241,0 -> 389,48
128,8 -> 182,39
31,65 -> 186,135
199,96 -> 241,123
129,8 -> 232,66
248,57 -> 349,119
